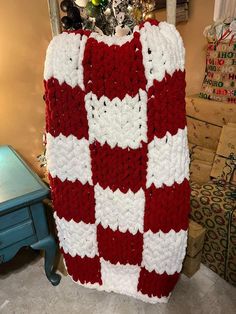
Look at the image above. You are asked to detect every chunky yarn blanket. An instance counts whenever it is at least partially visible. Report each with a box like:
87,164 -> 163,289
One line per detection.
44,19 -> 190,303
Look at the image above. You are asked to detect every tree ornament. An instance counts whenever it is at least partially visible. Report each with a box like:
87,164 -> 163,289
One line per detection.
60,0 -> 139,35
91,0 -> 102,6
73,20 -> 82,29
74,0 -> 89,7
67,6 -> 82,22
86,1 -> 101,17
100,0 -> 108,7
60,0 -> 73,12
132,7 -> 142,22
146,0 -> 156,12
144,11 -> 155,20
61,16 -> 73,29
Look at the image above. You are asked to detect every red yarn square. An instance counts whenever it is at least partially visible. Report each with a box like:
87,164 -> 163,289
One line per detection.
44,78 -> 88,140
63,251 -> 102,285
144,179 -> 191,233
97,225 -> 143,266
138,267 -> 180,298
147,70 -> 186,141
83,36 -> 146,100
49,175 -> 95,224
90,141 -> 147,193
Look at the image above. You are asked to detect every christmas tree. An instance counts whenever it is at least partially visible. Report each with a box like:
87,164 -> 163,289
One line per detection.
60,0 -> 156,36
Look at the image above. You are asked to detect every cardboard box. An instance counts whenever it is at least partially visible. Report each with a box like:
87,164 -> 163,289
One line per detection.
182,220 -> 205,277
186,95 -> 236,184
182,250 -> 202,278
186,95 -> 236,127
190,159 -> 213,184
187,220 -> 205,258
211,123 -> 236,184
216,123 -> 236,158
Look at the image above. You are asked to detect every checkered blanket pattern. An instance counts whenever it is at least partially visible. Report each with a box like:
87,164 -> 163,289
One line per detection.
43,19 -> 190,303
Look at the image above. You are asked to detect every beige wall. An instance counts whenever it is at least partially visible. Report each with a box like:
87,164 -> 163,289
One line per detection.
178,0 -> 215,95
156,0 -> 215,95
0,0 -> 51,176
0,0 -> 215,175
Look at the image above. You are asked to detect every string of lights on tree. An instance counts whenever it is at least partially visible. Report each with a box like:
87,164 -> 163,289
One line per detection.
60,0 -> 156,36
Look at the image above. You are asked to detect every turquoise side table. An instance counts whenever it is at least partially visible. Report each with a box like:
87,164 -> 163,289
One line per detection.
0,145 -> 61,285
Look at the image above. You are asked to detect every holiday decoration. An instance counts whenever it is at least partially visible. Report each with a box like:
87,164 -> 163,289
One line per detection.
60,0 -> 83,29
91,0 -> 101,6
59,0 -> 158,35
60,0 -> 73,12
75,0 -> 89,7
101,0 -> 108,7
144,10 -> 155,20
44,19 -> 190,303
86,1 -> 101,18
200,19 -> 236,103
61,16 -> 73,29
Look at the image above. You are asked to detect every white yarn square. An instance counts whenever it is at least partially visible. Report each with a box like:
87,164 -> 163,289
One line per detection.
140,22 -> 185,90
85,90 -> 147,149
146,127 -> 189,188
142,229 -> 188,275
100,258 -> 140,296
94,184 -> 145,235
44,32 -> 87,90
54,214 -> 98,258
46,133 -> 92,185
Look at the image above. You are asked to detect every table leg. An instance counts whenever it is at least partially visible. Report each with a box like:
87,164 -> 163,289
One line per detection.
31,235 -> 61,286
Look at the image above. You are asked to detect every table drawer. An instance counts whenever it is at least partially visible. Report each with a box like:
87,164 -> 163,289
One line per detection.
0,234 -> 37,264
0,220 -> 34,249
0,207 -> 30,231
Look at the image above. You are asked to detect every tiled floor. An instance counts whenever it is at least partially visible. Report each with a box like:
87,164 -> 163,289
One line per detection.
0,248 -> 235,314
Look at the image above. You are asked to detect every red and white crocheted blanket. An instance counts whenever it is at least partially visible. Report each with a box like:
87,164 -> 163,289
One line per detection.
44,19 -> 190,303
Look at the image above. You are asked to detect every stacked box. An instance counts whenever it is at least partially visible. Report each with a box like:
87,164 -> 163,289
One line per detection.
190,181 -> 236,285
182,220 -> 206,277
186,95 -> 236,184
